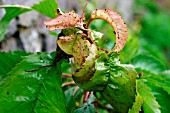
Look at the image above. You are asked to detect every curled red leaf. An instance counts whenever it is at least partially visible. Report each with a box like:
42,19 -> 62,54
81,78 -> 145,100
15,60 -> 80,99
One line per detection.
44,12 -> 82,31
88,9 -> 128,52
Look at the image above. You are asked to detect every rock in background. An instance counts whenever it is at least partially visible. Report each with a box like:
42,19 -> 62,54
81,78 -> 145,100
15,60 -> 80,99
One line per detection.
0,0 -> 134,52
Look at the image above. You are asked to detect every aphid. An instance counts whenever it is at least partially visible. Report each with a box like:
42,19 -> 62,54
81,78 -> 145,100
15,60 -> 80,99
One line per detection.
87,9 -> 128,52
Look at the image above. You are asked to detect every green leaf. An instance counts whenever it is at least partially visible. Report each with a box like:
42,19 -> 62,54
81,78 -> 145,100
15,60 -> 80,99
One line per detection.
0,5 -> 31,41
132,54 -> 167,74
137,80 -> 161,113
142,78 -> 170,113
147,76 -> 170,95
61,59 -> 71,74
73,103 -> 95,113
64,87 -> 77,113
9,50 -> 32,56
49,31 -> 58,37
73,95 -> 96,113
138,38 -> 168,65
159,70 -> 170,80
139,70 -> 170,112
0,52 -> 67,113
0,52 -> 23,81
128,93 -> 143,113
139,70 -> 170,95
95,52 -> 138,113
32,0 -> 58,18
64,84 -> 84,112
74,52 -> 138,113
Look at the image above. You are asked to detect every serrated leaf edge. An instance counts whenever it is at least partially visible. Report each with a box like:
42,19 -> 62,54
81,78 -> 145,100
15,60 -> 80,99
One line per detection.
128,92 -> 143,113
137,80 -> 161,113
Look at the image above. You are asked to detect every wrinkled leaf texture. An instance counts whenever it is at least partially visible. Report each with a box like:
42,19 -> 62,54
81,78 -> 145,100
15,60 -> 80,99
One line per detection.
0,52 -> 67,113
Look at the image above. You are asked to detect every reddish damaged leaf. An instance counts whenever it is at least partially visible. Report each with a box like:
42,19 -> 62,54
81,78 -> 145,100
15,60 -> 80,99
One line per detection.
88,9 -> 128,52
43,4 -> 87,31
44,12 -> 81,31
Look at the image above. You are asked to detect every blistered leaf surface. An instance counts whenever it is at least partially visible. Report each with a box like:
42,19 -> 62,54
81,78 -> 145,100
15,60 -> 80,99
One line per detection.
0,52 -> 67,113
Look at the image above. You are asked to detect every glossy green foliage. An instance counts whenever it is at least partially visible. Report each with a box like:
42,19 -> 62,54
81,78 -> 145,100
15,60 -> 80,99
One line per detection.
32,0 -> 58,18
64,87 -> 82,112
143,79 -> 170,113
139,70 -> 170,113
0,52 -> 67,113
0,51 -> 31,81
128,92 -> 143,113
132,50 -> 170,113
73,95 -> 96,113
137,80 -> 161,113
0,52 -> 23,80
128,93 -> 143,113
74,103 -> 95,113
99,52 -> 138,113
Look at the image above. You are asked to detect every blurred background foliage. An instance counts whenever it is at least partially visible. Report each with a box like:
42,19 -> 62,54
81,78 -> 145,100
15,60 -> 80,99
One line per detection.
133,0 -> 170,68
